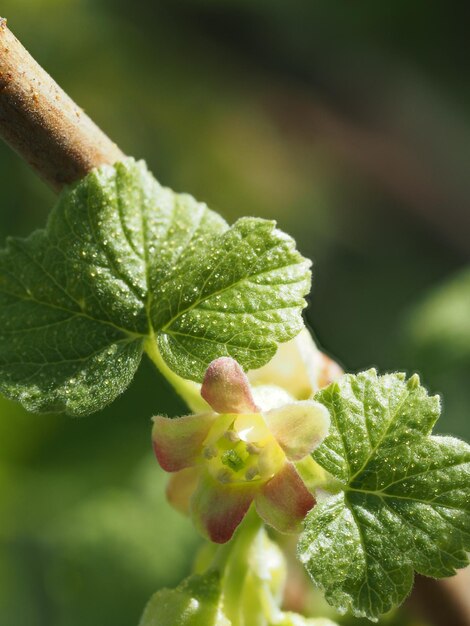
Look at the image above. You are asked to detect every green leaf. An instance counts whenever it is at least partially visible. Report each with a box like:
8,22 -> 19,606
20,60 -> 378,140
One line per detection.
0,159 -> 310,415
139,571 -> 230,626
298,369 -> 470,621
154,215 -> 310,381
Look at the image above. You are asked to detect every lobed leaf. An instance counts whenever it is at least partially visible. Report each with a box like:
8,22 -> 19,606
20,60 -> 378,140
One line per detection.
0,159 -> 310,415
298,369 -> 470,620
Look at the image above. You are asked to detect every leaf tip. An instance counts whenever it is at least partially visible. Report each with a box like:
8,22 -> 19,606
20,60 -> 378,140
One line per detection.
407,372 -> 421,389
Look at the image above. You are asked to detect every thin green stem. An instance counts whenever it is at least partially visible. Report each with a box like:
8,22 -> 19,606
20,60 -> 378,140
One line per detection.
144,334 -> 208,412
220,507 -> 262,626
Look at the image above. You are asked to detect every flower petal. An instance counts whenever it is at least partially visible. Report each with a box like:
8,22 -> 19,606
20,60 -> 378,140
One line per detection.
255,463 -> 315,533
248,328 -> 322,399
166,467 -> 201,515
248,328 -> 343,398
190,473 -> 255,543
317,351 -> 343,389
264,400 -> 330,461
152,412 -> 216,472
201,357 -> 259,414
251,384 -> 294,412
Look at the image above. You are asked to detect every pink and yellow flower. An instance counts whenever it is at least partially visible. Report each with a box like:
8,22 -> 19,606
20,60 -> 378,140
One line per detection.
152,357 -> 330,544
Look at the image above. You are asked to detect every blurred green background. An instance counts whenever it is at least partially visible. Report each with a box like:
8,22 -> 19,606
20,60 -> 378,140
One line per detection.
0,2 -> 469,625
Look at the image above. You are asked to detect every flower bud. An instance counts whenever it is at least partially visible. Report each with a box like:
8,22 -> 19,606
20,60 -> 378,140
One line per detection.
139,571 -> 229,626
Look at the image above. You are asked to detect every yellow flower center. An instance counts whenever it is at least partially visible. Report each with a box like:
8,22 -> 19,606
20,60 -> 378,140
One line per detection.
201,413 -> 285,485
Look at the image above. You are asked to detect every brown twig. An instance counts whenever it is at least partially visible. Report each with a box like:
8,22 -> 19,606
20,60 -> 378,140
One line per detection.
0,17 -> 124,191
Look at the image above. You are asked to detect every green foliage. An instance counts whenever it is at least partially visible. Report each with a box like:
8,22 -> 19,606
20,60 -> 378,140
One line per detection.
298,369 -> 470,620
1,3 -> 469,626
0,159 -> 310,415
139,570 -> 229,626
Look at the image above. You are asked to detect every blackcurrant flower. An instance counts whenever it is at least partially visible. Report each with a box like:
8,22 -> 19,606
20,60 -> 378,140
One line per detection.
152,357 -> 330,543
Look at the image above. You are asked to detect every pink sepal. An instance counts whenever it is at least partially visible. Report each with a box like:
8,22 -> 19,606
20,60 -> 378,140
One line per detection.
201,357 -> 259,414
190,473 -> 256,543
255,463 -> 315,533
152,412 -> 216,472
